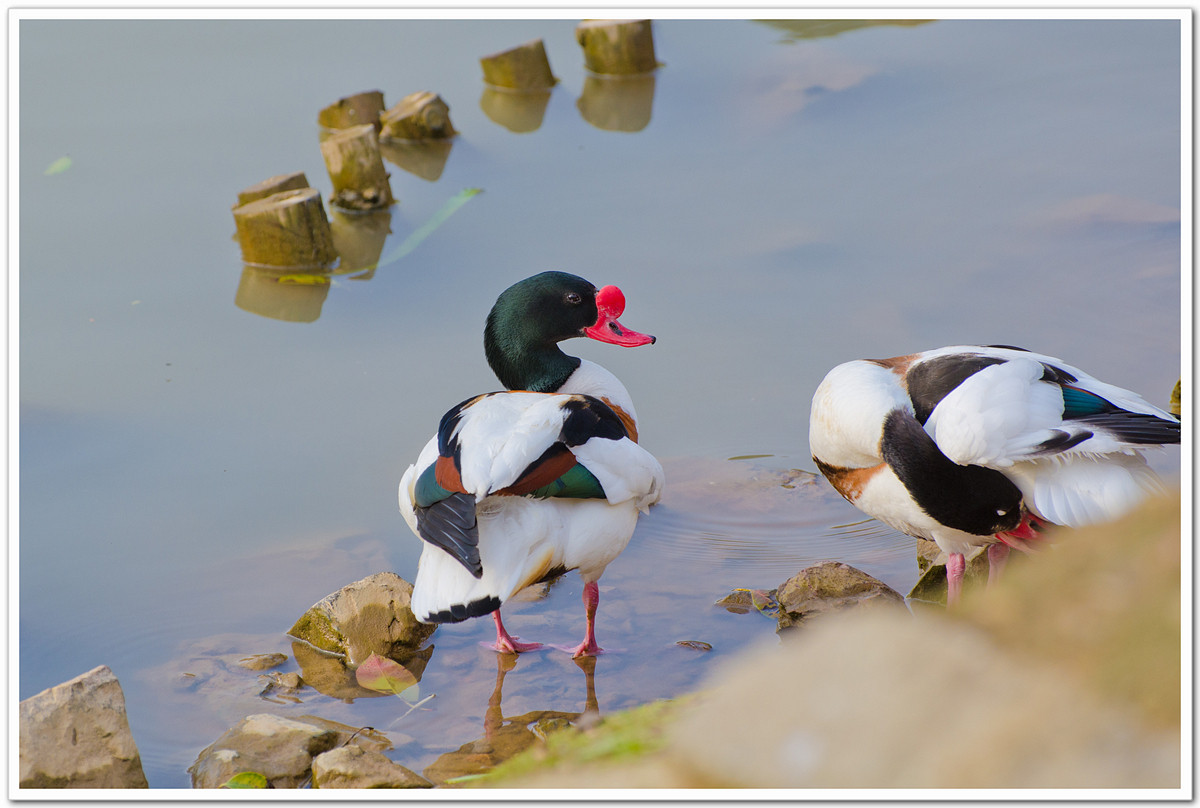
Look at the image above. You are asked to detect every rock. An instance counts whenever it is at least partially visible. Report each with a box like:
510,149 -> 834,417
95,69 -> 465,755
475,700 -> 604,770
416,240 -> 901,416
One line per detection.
908,543 -> 990,605
714,589 -> 755,614
294,715 -> 393,754
666,609 -> 1179,788
238,652 -> 288,671
955,491 -> 1182,730
188,713 -> 339,788
287,572 -> 436,665
312,745 -> 431,788
774,561 -> 907,630
915,537 -> 941,573
19,665 -> 149,788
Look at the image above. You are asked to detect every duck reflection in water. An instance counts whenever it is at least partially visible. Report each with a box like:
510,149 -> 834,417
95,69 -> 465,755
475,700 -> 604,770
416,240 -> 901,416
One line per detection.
423,653 -> 600,785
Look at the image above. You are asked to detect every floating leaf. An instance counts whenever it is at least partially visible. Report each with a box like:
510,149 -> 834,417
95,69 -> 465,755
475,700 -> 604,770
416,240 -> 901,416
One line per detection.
43,156 -> 72,176
749,589 -> 780,618
277,273 -> 330,286
728,453 -> 773,461
222,771 -> 268,788
676,640 -> 713,652
355,653 -> 419,701
376,187 -> 482,268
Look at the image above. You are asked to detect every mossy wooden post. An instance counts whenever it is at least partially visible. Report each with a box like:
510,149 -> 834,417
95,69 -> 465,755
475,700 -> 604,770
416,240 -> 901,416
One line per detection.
480,39 -> 558,89
234,172 -> 310,208
380,92 -> 457,140
320,124 -> 394,211
232,187 -> 337,268
318,90 -> 386,131
576,20 -> 658,75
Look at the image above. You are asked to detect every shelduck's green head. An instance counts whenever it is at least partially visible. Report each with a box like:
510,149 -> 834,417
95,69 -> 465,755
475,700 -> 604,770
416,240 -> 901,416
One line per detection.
484,271 -> 654,392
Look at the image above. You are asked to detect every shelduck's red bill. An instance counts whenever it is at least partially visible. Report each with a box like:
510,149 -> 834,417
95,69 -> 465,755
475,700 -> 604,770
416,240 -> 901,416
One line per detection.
583,285 -> 656,347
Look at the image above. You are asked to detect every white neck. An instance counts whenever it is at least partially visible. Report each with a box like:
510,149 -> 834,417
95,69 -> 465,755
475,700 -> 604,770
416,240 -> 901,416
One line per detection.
558,359 -> 639,427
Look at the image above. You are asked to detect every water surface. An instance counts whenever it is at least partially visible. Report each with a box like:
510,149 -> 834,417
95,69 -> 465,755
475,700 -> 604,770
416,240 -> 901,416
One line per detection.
17,17 -> 1182,787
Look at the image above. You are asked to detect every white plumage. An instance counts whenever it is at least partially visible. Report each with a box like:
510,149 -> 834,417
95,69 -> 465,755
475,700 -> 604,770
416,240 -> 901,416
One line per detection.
810,344 -> 1178,603
397,272 -> 661,655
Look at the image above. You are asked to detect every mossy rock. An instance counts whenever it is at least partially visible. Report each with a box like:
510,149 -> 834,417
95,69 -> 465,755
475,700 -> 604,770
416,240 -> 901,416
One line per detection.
287,572 -> 435,665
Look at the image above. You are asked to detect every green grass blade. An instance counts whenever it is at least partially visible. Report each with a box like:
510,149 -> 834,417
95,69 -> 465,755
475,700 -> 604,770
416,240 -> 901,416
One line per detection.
377,187 -> 482,268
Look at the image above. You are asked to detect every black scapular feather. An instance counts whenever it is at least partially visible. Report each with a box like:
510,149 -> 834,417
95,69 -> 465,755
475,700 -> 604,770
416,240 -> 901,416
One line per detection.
1076,411 -> 1181,445
415,492 -> 483,578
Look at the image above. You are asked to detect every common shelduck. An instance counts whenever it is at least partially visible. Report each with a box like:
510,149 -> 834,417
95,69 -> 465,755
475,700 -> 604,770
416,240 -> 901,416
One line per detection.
809,345 -> 1180,603
399,271 -> 664,656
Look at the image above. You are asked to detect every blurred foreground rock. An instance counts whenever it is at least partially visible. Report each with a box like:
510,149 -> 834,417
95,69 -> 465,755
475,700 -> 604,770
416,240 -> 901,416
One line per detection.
287,572 -> 436,665
19,665 -> 149,789
479,492 -> 1182,789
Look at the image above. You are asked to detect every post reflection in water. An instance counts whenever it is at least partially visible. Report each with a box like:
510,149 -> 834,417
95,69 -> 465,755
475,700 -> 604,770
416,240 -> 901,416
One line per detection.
577,73 -> 657,133
479,86 -> 554,133
234,266 -> 332,323
329,208 -> 393,281
423,653 -> 600,785
379,138 -> 455,183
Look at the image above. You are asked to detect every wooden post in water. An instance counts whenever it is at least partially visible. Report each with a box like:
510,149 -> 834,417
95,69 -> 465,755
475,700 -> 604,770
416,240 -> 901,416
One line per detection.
480,39 -> 558,89
576,20 -> 658,75
235,172 -> 311,208
320,124 -> 394,211
380,92 -> 458,140
318,90 -> 386,131
232,188 -> 337,268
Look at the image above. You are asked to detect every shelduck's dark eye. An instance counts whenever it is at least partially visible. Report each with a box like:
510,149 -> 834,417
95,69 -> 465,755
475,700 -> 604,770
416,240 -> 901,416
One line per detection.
565,292 -> 583,305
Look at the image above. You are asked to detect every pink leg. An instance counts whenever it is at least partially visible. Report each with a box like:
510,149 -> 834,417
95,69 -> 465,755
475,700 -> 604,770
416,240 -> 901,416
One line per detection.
986,543 -> 1010,587
568,581 -> 604,658
945,552 -> 965,606
485,610 -> 543,654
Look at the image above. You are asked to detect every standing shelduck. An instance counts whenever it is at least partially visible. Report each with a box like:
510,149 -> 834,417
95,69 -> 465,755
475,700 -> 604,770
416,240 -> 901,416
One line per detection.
399,272 -> 663,656
809,345 -> 1180,603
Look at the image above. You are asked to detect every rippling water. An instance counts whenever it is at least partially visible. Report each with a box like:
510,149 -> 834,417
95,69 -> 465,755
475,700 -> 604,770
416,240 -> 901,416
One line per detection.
17,15 -> 1182,786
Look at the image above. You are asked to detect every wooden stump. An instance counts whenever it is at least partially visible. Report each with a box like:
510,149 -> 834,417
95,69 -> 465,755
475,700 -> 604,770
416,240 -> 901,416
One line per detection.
479,87 -> 552,133
577,73 -> 656,132
234,172 -> 310,208
232,188 -> 337,268
318,90 -> 386,131
480,39 -> 558,90
380,92 -> 457,140
320,124 -> 394,211
576,20 -> 658,75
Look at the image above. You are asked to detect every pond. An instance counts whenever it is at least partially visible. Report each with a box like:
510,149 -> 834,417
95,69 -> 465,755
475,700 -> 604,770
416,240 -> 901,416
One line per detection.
17,15 -> 1183,788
